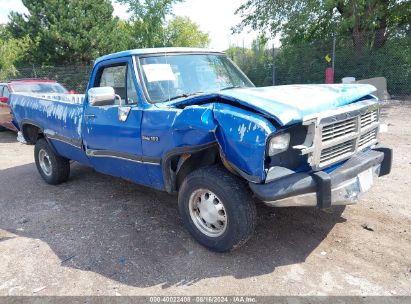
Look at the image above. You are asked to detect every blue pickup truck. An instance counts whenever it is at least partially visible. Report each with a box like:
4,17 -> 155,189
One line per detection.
10,48 -> 392,252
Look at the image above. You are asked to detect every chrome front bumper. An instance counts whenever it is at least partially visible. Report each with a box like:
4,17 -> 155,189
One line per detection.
249,147 -> 392,208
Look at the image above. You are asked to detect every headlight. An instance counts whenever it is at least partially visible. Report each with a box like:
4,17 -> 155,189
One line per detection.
268,133 -> 290,156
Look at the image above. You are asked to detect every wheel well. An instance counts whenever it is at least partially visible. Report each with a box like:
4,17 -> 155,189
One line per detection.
166,145 -> 221,192
177,147 -> 221,190
22,124 -> 43,144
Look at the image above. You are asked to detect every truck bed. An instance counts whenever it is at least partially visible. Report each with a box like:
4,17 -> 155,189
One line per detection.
10,93 -> 85,146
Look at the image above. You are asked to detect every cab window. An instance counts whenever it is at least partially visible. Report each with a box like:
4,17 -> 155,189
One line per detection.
95,64 -> 126,105
94,63 -> 138,105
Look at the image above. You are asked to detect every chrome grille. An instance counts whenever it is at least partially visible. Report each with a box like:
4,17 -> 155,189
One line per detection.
360,109 -> 378,129
294,100 -> 381,170
322,118 -> 356,142
359,129 -> 378,148
320,140 -> 355,165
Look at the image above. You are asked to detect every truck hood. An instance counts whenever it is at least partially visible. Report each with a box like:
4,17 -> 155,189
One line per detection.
166,84 -> 377,126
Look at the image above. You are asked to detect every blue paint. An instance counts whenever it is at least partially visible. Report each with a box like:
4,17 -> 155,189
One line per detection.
166,84 -> 377,126
213,103 -> 276,180
10,93 -> 84,150
50,139 -> 90,165
9,48 -> 378,192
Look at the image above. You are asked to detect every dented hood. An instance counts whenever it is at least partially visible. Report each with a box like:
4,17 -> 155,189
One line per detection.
167,84 -> 377,126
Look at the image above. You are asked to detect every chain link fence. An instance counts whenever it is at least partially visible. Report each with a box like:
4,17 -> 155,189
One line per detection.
6,65 -> 93,93
3,30 -> 410,98
229,30 -> 411,99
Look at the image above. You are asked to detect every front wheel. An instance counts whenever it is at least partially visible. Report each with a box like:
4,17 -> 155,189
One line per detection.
178,166 -> 256,252
34,138 -> 70,185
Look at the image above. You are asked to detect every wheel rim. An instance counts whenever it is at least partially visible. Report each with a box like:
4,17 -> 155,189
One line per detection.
39,149 -> 52,176
188,189 -> 228,237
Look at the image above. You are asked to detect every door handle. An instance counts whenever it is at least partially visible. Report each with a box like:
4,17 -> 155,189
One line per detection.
84,114 -> 96,119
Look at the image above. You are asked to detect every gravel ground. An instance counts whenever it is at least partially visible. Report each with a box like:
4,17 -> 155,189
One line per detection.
0,102 -> 410,296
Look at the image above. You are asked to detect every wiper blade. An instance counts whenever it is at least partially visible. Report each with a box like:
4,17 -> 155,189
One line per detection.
220,85 -> 245,91
164,92 -> 204,102
167,94 -> 190,101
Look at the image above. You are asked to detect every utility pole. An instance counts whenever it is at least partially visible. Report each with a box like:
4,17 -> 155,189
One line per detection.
332,35 -> 336,74
272,43 -> 276,86
242,40 -> 245,67
32,64 -> 37,78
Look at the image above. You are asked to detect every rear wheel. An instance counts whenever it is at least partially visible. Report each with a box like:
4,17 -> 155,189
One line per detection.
34,138 -> 70,185
178,166 -> 256,252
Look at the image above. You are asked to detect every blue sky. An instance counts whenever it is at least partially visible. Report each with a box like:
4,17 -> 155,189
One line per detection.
0,0 -> 260,50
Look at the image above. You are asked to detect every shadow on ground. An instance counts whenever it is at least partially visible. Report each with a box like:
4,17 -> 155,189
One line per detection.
0,130 -> 17,143
0,162 -> 346,288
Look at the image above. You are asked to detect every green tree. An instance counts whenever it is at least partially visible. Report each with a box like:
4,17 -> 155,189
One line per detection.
118,0 -> 183,47
8,0 -> 121,65
164,17 -> 209,47
0,36 -> 31,79
235,0 -> 411,52
227,36 -> 273,86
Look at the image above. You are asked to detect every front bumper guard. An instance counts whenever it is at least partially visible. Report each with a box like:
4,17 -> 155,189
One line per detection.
249,147 -> 392,208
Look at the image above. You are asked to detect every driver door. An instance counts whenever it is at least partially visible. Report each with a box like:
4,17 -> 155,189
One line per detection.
82,57 -> 152,186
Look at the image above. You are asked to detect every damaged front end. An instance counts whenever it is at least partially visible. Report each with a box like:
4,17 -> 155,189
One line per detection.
248,98 -> 393,208
156,84 -> 392,207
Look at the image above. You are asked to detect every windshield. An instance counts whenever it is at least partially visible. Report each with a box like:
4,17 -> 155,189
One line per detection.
11,82 -> 68,94
139,54 -> 254,103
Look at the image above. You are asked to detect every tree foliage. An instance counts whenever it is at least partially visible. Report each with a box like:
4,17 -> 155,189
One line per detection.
232,0 -> 411,96
235,0 -> 411,51
227,36 -> 273,86
8,0 -> 120,65
0,35 -> 31,79
0,0 -> 209,68
114,1 -> 209,48
164,17 -> 209,47
118,0 -> 182,47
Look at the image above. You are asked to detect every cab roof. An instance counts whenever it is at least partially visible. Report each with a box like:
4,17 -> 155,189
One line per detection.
95,47 -> 224,65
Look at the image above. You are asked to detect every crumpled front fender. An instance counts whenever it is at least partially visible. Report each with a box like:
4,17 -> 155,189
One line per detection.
149,102 -> 277,185
212,103 -> 277,182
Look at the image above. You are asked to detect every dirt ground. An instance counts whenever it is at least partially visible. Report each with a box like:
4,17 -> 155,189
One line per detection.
0,102 -> 410,296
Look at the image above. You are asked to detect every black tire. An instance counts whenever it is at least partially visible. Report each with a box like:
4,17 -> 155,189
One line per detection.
34,138 -> 70,185
178,166 -> 256,252
0,126 -> 6,132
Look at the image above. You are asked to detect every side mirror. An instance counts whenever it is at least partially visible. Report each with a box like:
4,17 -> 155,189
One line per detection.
0,96 -> 9,103
88,87 -> 115,107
